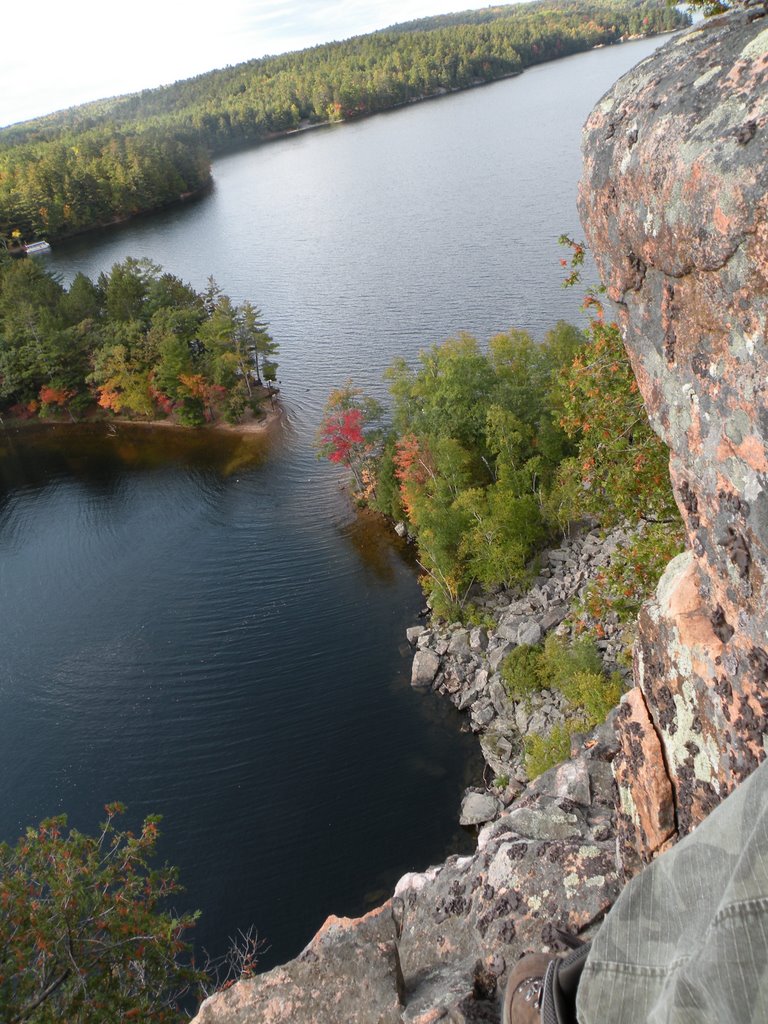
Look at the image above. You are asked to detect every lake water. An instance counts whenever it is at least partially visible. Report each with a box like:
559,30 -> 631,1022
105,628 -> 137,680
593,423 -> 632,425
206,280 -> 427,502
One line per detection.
1,37 -> 665,972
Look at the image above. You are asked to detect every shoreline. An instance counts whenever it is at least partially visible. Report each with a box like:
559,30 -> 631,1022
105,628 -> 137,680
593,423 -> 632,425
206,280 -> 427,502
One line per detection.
0,398 -> 285,437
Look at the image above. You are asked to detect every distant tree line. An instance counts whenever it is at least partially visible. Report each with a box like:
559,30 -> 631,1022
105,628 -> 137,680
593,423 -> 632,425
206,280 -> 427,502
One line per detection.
0,254 -> 278,426
0,0 -> 688,243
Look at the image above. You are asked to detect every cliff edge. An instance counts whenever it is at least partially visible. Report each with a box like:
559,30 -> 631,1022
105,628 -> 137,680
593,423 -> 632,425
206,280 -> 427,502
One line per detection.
579,10 -> 768,875
192,15 -> 768,1021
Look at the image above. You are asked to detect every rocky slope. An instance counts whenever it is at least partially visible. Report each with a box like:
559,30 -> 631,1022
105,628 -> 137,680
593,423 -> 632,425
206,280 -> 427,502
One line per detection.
192,14 -> 768,1021
409,524 -> 634,804
579,9 -> 768,875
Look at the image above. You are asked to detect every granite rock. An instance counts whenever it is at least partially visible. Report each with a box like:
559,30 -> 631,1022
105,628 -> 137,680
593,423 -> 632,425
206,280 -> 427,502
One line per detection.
580,12 -> 768,869
193,904 -> 403,1024
412,649 -> 441,688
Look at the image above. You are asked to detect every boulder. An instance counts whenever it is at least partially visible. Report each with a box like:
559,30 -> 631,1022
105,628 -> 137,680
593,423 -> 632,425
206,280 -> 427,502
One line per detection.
473,668 -> 490,692
488,679 -> 508,716
459,791 -> 502,826
495,617 -> 523,643
539,603 -> 567,633
488,642 -> 513,673
516,620 -> 542,647
448,629 -> 472,658
514,703 -> 530,735
480,727 -> 517,777
468,626 -> 489,651
411,649 -> 440,688
192,904 -> 403,1024
538,758 -> 592,808
457,687 -> 479,711
505,805 -> 584,842
470,699 -> 496,730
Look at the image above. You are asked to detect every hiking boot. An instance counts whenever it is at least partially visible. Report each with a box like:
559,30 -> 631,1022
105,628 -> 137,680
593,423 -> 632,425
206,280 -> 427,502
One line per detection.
502,943 -> 591,1024
502,953 -> 553,1024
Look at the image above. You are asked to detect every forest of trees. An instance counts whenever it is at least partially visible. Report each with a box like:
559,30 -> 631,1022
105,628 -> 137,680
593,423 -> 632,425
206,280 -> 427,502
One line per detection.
0,254 -> 278,426
0,0 -> 688,244
318,263 -> 683,623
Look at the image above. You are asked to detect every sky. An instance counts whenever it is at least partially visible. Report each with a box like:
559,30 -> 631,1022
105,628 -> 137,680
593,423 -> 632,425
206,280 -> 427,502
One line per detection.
2,0 -> 497,127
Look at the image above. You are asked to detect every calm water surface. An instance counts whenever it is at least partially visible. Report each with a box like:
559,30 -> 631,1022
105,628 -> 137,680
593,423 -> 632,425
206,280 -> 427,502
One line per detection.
2,37 -> 665,970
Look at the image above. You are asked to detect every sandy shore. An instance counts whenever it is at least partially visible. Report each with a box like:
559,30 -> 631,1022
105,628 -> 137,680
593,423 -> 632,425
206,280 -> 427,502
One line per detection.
1,399 -> 285,436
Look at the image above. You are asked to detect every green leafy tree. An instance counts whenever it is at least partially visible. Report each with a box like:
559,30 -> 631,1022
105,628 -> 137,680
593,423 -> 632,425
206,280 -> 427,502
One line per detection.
394,434 -> 474,615
88,338 -> 154,417
0,804 -> 201,1023
386,334 -> 496,454
456,485 -> 545,590
547,239 -> 679,530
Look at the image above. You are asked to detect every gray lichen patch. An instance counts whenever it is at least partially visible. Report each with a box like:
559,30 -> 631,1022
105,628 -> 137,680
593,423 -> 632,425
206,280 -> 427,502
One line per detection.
740,27 -> 768,61
724,409 -> 753,446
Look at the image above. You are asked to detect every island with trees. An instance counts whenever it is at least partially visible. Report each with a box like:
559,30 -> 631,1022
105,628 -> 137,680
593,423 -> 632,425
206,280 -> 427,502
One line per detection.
0,0 -> 688,245
0,254 -> 278,428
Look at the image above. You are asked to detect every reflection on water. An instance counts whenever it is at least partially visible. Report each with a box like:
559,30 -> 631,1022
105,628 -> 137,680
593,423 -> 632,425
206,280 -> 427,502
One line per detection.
338,506 -> 417,584
0,420 -> 276,492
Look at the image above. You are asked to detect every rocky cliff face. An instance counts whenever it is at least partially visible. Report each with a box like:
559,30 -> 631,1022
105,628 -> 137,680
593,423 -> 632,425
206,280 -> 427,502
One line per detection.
192,16 -> 768,1021
579,11 -> 768,873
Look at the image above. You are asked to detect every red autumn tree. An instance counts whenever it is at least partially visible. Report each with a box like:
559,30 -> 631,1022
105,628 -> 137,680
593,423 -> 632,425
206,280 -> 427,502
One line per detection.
38,385 -> 73,409
316,381 -> 383,493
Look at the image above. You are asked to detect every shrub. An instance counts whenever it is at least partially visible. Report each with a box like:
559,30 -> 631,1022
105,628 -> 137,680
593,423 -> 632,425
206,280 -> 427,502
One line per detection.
501,643 -> 543,702
175,395 -> 206,426
539,632 -> 602,688
524,723 -> 586,779
511,634 -> 625,778
0,804 -> 201,1023
579,523 -> 685,627
539,633 -> 624,727
461,605 -> 496,630
559,669 -> 623,727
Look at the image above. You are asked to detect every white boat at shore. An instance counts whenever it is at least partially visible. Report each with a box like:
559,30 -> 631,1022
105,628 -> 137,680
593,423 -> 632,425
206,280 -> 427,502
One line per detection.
24,240 -> 52,256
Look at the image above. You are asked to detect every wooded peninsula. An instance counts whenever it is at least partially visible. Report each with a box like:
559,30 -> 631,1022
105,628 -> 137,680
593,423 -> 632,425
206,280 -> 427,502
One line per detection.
0,0 -> 688,244
0,255 -> 278,427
